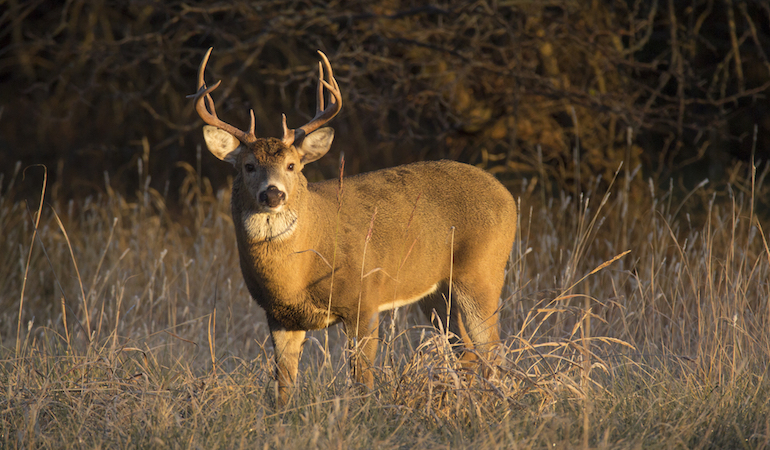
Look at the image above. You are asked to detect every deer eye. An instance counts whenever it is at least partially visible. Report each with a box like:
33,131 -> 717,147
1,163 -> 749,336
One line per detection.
244,163 -> 256,173
287,163 -> 295,171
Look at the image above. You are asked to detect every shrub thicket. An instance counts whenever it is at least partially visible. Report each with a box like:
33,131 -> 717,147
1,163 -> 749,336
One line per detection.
1,0 -> 769,200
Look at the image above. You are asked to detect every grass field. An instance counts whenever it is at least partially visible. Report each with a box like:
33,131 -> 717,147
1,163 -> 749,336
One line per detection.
1,160 -> 769,449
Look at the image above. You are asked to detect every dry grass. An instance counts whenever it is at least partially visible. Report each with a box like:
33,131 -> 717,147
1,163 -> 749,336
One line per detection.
1,157 -> 769,449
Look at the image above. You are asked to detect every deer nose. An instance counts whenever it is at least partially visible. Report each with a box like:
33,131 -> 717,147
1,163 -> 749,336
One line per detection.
259,185 -> 286,208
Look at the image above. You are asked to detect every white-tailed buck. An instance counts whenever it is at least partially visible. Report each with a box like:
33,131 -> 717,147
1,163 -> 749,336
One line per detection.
189,48 -> 517,406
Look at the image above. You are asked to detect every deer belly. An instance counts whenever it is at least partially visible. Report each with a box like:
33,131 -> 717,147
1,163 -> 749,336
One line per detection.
377,283 -> 439,312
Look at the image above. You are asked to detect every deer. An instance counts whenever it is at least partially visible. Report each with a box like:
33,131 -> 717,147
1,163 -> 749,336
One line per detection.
189,48 -> 517,406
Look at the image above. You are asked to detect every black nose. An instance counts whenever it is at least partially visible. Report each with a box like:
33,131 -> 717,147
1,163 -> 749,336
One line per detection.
258,185 -> 286,208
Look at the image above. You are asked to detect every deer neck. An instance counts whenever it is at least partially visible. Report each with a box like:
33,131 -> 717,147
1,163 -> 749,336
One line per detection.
231,181 -> 316,303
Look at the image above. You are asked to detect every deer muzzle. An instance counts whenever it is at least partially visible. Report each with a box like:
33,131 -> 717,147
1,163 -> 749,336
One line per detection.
259,185 -> 286,209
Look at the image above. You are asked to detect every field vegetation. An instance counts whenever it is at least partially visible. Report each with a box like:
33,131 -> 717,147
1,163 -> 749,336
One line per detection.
1,151 -> 769,448
2,1 -> 770,448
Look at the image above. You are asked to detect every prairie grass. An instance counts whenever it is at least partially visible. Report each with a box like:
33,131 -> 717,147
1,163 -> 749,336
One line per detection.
1,159 -> 769,449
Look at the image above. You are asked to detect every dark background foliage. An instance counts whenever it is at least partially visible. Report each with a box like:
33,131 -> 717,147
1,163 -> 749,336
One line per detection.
1,0 -> 769,204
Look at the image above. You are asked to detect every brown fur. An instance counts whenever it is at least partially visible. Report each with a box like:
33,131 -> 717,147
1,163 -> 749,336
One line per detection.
222,141 -> 516,406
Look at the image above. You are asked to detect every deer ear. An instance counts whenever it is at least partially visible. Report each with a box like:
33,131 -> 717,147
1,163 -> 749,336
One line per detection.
297,128 -> 334,165
203,125 -> 242,165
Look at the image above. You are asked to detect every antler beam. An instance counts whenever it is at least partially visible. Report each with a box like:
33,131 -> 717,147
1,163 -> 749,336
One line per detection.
282,51 -> 343,147
187,48 -> 257,144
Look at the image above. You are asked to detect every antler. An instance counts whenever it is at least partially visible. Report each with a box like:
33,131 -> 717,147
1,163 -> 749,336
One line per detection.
282,51 -> 343,146
187,48 -> 257,144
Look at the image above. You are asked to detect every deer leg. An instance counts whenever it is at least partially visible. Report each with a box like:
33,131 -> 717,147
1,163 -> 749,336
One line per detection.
421,279 -> 502,367
268,316 -> 306,407
345,310 -> 379,389
451,279 -> 503,372
419,290 -> 471,353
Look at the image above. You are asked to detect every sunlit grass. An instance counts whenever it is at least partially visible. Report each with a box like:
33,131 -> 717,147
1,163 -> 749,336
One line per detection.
1,159 -> 769,448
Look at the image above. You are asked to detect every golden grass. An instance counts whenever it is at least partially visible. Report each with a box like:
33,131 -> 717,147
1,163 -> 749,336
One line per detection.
1,160 -> 769,449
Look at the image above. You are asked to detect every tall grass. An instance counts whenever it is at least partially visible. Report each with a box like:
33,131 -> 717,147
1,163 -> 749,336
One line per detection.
1,157 -> 769,449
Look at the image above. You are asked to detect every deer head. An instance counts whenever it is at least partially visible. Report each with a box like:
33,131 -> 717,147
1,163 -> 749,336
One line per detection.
188,48 -> 342,217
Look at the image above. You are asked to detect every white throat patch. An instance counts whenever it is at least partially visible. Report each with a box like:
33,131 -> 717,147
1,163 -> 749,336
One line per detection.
242,209 -> 298,242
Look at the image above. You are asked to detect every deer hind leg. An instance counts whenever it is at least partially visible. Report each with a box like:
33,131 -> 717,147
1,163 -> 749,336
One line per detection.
421,278 -> 502,370
344,310 -> 380,389
268,317 -> 307,408
419,288 -> 472,353
454,280 -> 502,366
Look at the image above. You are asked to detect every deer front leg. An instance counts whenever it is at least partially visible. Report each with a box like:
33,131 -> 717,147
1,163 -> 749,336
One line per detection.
345,310 -> 380,389
268,317 -> 306,407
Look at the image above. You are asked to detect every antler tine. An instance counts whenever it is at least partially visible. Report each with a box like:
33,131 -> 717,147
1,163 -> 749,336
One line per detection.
197,47 -> 211,93
316,61 -> 325,113
282,50 -> 343,146
248,109 -> 256,137
282,114 -> 291,143
318,51 -> 340,105
188,47 -> 257,144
